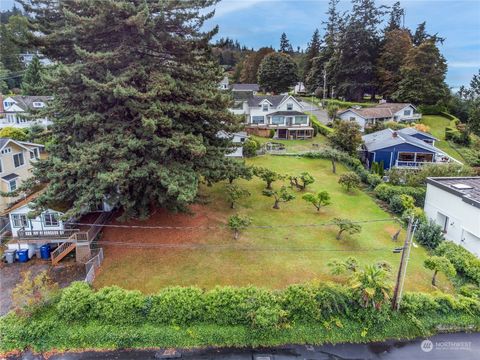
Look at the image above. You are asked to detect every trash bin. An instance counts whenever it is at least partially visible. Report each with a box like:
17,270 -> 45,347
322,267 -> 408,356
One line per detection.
17,249 -> 29,263
4,249 -> 15,264
40,244 -> 51,260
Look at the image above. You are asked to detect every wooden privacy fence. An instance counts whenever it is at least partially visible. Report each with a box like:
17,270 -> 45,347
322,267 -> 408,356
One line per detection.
84,248 -> 104,285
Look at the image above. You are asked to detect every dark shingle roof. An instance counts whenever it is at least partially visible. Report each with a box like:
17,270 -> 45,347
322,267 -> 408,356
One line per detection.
7,96 -> 52,111
2,173 -> 19,181
339,103 -> 414,119
427,177 -> 480,209
398,127 -> 437,140
362,128 -> 440,153
247,95 -> 286,107
230,84 -> 260,92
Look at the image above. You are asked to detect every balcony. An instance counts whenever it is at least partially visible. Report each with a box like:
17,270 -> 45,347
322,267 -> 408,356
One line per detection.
17,228 -> 81,241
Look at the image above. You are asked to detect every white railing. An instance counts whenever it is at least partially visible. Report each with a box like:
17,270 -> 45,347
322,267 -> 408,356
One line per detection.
84,248 -> 104,285
395,160 -> 432,168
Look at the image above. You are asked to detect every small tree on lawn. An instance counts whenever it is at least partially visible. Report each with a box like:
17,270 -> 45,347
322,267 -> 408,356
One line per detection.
225,183 -> 250,209
338,172 -> 361,192
332,218 -> 362,240
228,214 -> 252,240
328,256 -> 359,275
289,172 -> 315,191
253,167 -> 283,189
302,191 -> 331,212
424,256 -> 456,287
263,186 -> 295,209
415,219 -> 445,250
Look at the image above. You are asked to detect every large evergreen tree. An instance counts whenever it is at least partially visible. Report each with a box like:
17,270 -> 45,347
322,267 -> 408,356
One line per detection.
303,29 -> 321,81
239,47 -> 274,83
377,29 -> 412,99
384,1 -> 404,33
393,40 -> 449,105
19,0 -> 243,219
257,52 -> 298,93
279,32 -> 294,53
21,56 -> 46,95
334,0 -> 384,101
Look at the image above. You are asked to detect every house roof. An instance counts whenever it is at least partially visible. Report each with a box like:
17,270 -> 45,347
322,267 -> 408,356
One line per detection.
230,84 -> 260,92
362,128 -> 441,153
248,95 -> 286,107
398,127 -> 437,140
4,95 -> 53,112
0,138 -> 44,152
339,103 -> 414,120
426,177 -> 480,209
266,111 -> 306,116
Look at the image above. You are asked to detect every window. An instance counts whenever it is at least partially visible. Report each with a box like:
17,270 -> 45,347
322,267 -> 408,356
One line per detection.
404,109 -> 411,116
8,179 -> 17,191
43,213 -> 59,227
251,116 -> 264,124
398,152 -> 415,162
32,102 -> 45,108
271,116 -> 285,125
1,147 -> 11,155
415,153 -> 433,162
294,115 -> 308,125
12,214 -> 28,228
13,153 -> 24,168
262,103 -> 269,112
30,148 -> 40,160
349,117 -> 356,121
286,103 -> 293,110
6,114 -> 15,123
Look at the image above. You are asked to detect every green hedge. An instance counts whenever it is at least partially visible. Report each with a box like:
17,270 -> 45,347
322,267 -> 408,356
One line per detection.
435,242 -> 480,286
373,183 -> 426,207
309,115 -> 333,136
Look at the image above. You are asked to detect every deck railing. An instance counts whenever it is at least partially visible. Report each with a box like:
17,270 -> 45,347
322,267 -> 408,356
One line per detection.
17,228 -> 80,240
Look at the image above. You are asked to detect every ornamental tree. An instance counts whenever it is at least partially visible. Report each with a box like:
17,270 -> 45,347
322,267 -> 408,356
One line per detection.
338,172 -> 361,192
302,191 -> 331,212
332,218 -> 362,240
289,172 -> 315,191
228,214 -> 252,240
225,183 -> 250,209
424,256 -> 456,287
19,0 -> 244,219
253,166 -> 283,190
262,186 -> 295,210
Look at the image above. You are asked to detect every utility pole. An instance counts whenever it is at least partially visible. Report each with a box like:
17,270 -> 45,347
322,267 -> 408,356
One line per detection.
392,217 -> 416,310
322,68 -> 327,106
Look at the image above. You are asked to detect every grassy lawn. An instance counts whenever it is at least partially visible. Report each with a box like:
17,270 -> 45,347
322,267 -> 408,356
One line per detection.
252,134 -> 328,153
94,155 -> 448,294
420,115 -> 468,162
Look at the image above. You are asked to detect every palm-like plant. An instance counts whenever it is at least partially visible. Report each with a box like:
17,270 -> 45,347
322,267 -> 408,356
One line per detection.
350,265 -> 393,309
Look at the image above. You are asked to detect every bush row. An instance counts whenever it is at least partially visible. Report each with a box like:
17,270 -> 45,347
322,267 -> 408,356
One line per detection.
310,116 -> 333,137
435,242 -> 480,286
56,282 -> 480,328
373,183 -> 426,207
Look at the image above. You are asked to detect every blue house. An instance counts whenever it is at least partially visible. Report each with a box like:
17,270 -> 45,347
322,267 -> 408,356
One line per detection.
361,128 -> 450,170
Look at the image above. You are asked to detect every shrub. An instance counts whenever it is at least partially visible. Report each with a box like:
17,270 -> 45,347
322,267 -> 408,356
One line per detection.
389,194 -> 415,214
338,172 -> 361,192
282,284 -> 320,321
243,138 -> 260,157
418,104 -> 447,115
57,282 -> 95,321
366,173 -> 382,188
435,242 -> 480,285
0,127 -> 27,141
148,287 -> 205,325
248,305 -> 288,333
93,286 -> 146,325
269,129 -> 275,138
374,183 -> 426,207
401,292 -> 440,315
415,220 -> 445,250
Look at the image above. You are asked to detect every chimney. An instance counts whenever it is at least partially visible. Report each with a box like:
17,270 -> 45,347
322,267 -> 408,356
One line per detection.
392,131 -> 398,138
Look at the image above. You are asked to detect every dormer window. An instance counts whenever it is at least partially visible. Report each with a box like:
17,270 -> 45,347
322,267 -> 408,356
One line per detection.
287,103 -> 293,110
32,102 -> 45,108
262,104 -> 268,111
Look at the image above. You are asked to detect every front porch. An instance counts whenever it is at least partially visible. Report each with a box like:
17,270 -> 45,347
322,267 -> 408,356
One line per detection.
275,127 -> 314,140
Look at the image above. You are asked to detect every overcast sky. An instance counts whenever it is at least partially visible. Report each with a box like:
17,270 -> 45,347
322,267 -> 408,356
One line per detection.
2,0 -> 479,89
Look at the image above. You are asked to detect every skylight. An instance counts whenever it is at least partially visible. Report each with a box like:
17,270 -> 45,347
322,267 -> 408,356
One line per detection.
452,183 -> 473,190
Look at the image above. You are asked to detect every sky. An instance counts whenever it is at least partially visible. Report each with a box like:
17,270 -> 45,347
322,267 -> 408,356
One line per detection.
2,0 -> 479,90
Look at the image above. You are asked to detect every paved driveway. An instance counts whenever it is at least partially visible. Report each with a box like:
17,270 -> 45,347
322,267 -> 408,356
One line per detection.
299,99 -> 329,124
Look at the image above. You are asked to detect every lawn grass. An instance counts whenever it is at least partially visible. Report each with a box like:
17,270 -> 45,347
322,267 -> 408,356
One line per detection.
252,134 -> 328,153
94,155 -> 449,294
420,115 -> 468,162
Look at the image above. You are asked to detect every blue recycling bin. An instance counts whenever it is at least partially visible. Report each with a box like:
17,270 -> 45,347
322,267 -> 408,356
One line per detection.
17,249 -> 29,263
40,244 -> 51,260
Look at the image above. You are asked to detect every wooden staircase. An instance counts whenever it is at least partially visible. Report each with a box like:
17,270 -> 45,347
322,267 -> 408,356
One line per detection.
51,240 -> 77,265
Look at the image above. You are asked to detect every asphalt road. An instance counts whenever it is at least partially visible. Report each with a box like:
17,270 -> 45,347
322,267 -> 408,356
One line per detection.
9,332 -> 479,360
299,100 -> 329,125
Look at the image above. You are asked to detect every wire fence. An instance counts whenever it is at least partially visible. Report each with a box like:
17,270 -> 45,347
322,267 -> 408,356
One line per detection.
84,248 -> 104,285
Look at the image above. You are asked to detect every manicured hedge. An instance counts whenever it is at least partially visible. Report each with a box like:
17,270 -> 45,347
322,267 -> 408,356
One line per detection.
373,183 -> 426,207
435,242 -> 480,286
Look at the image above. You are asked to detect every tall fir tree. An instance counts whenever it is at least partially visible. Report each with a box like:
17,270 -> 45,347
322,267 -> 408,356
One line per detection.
279,32 -> 294,53
384,1 -> 404,33
334,0 -> 384,101
303,29 -> 321,81
21,56 -> 46,95
19,0 -> 244,219
240,47 -> 274,83
393,40 -> 449,105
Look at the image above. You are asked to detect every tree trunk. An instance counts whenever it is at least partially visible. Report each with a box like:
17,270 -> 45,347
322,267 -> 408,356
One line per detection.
336,229 -> 344,240
331,159 -> 336,174
273,200 -> 280,209
230,201 -> 235,209
432,270 -> 438,286
234,230 -> 239,240
267,181 -> 272,190
316,206 -> 320,211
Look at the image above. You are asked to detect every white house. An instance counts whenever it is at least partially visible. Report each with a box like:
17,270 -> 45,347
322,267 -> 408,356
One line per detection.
218,76 -> 229,90
424,177 -> 480,257
294,82 -> 306,95
233,94 -> 314,140
217,130 -> 249,157
338,103 -> 421,132
1,95 -> 53,129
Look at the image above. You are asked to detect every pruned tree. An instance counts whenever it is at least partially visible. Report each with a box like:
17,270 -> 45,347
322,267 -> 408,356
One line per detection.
225,183 -> 250,209
338,172 -> 361,192
262,186 -> 295,210
328,256 -> 359,275
253,166 -> 283,189
332,218 -> 362,240
289,172 -> 315,191
424,256 -> 456,287
302,191 -> 331,212
228,214 -> 252,240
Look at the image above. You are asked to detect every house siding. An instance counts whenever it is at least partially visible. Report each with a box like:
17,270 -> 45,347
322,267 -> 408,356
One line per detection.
369,143 -> 436,169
